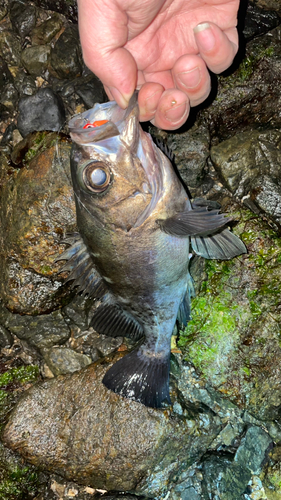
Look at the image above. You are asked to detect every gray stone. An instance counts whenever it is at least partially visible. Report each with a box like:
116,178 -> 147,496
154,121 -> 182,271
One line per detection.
17,88 -> 65,136
43,347 -> 92,376
201,456 -> 252,500
244,3 -> 281,40
3,358 -> 222,498
21,45 -> 51,76
9,1 -> 37,37
211,129 -> 281,226
50,26 -> 82,79
4,309 -> 70,350
234,425 -> 273,474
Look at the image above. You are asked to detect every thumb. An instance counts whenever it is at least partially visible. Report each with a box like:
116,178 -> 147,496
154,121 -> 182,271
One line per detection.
78,0 -> 137,108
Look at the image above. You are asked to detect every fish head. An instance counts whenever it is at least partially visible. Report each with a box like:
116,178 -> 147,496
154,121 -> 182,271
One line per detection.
69,93 -> 187,238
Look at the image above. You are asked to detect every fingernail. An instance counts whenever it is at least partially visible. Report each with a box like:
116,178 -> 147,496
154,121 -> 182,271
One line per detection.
176,67 -> 201,89
164,100 -> 188,123
108,87 -> 130,108
194,23 -> 215,52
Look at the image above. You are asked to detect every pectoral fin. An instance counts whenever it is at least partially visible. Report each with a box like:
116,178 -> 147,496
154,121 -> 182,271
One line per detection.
156,207 -> 231,237
91,303 -> 144,341
191,229 -> 247,260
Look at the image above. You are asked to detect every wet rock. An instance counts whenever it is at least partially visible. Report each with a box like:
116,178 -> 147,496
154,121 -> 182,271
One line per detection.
211,129 -> 281,227
0,4 -> 7,21
17,88 -> 65,136
0,305 -> 70,350
31,13 -> 63,45
244,3 -> 281,40
43,347 -> 91,375
0,57 -> 13,89
32,0 -> 78,22
0,83 -> 18,112
9,1 -> 37,38
178,205 -> 281,421
234,426 -> 273,474
3,358 -> 222,498
50,25 -> 82,79
14,71 -> 37,97
0,324 -> 13,348
201,455 -> 252,500
21,45 -> 51,76
0,133 -> 75,314
0,30 -> 21,65
74,74 -> 106,108
200,26 -> 281,141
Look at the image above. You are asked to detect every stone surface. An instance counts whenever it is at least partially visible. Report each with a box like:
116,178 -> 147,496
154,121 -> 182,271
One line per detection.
3,358 -> 222,498
211,129 -> 281,228
0,30 -> 21,65
0,133 -> 75,314
21,45 -> 51,75
17,88 -> 65,136
43,347 -> 91,375
31,13 -> 63,45
50,25 -> 82,79
234,426 -> 273,474
179,205 -> 281,422
9,1 -> 37,38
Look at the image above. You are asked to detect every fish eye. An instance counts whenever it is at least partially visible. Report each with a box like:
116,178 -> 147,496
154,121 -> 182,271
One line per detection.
82,161 -> 111,193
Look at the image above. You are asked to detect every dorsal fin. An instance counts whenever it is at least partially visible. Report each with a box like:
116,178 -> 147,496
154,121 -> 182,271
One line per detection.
56,233 -> 107,298
155,139 -> 175,162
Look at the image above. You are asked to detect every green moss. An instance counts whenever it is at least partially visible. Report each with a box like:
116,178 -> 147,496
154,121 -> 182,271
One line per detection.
0,365 -> 39,389
0,462 -> 39,500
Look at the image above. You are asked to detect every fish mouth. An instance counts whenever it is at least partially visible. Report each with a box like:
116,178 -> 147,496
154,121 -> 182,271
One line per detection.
69,93 -> 164,227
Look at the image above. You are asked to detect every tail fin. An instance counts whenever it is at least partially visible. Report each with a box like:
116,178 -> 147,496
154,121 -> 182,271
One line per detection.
102,349 -> 171,408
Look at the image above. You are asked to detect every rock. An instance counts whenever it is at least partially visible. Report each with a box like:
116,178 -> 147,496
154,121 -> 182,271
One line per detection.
0,57 -> 13,89
17,88 -> 65,136
244,3 -> 281,40
0,303 -> 70,350
200,26 -> 281,141
200,456 -> 252,500
74,75 -> 106,108
43,347 -> 91,375
3,358 -> 222,498
9,1 -> 37,38
32,0 -> 78,22
0,133 -> 76,314
179,205 -> 281,421
21,45 -> 51,76
0,83 -> 18,112
0,324 -> 13,348
234,426 -> 273,474
50,25 -> 82,79
0,30 -> 21,65
14,71 -> 37,97
31,13 -> 63,45
210,129 -> 281,227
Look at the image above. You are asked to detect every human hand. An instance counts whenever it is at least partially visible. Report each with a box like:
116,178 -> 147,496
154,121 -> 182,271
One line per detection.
78,0 -> 240,130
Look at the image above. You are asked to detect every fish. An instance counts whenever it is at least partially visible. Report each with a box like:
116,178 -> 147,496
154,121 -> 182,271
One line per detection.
57,93 -> 246,408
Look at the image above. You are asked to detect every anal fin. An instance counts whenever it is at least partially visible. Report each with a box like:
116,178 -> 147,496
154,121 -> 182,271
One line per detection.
91,303 -> 144,341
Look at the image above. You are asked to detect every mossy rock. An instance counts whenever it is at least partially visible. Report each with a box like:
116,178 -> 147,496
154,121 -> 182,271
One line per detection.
179,205 -> 281,420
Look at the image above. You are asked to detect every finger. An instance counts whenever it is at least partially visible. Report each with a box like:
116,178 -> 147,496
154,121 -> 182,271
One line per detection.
151,89 -> 190,130
194,22 -> 238,74
77,0 -> 137,108
138,83 -> 164,122
172,54 -> 211,108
